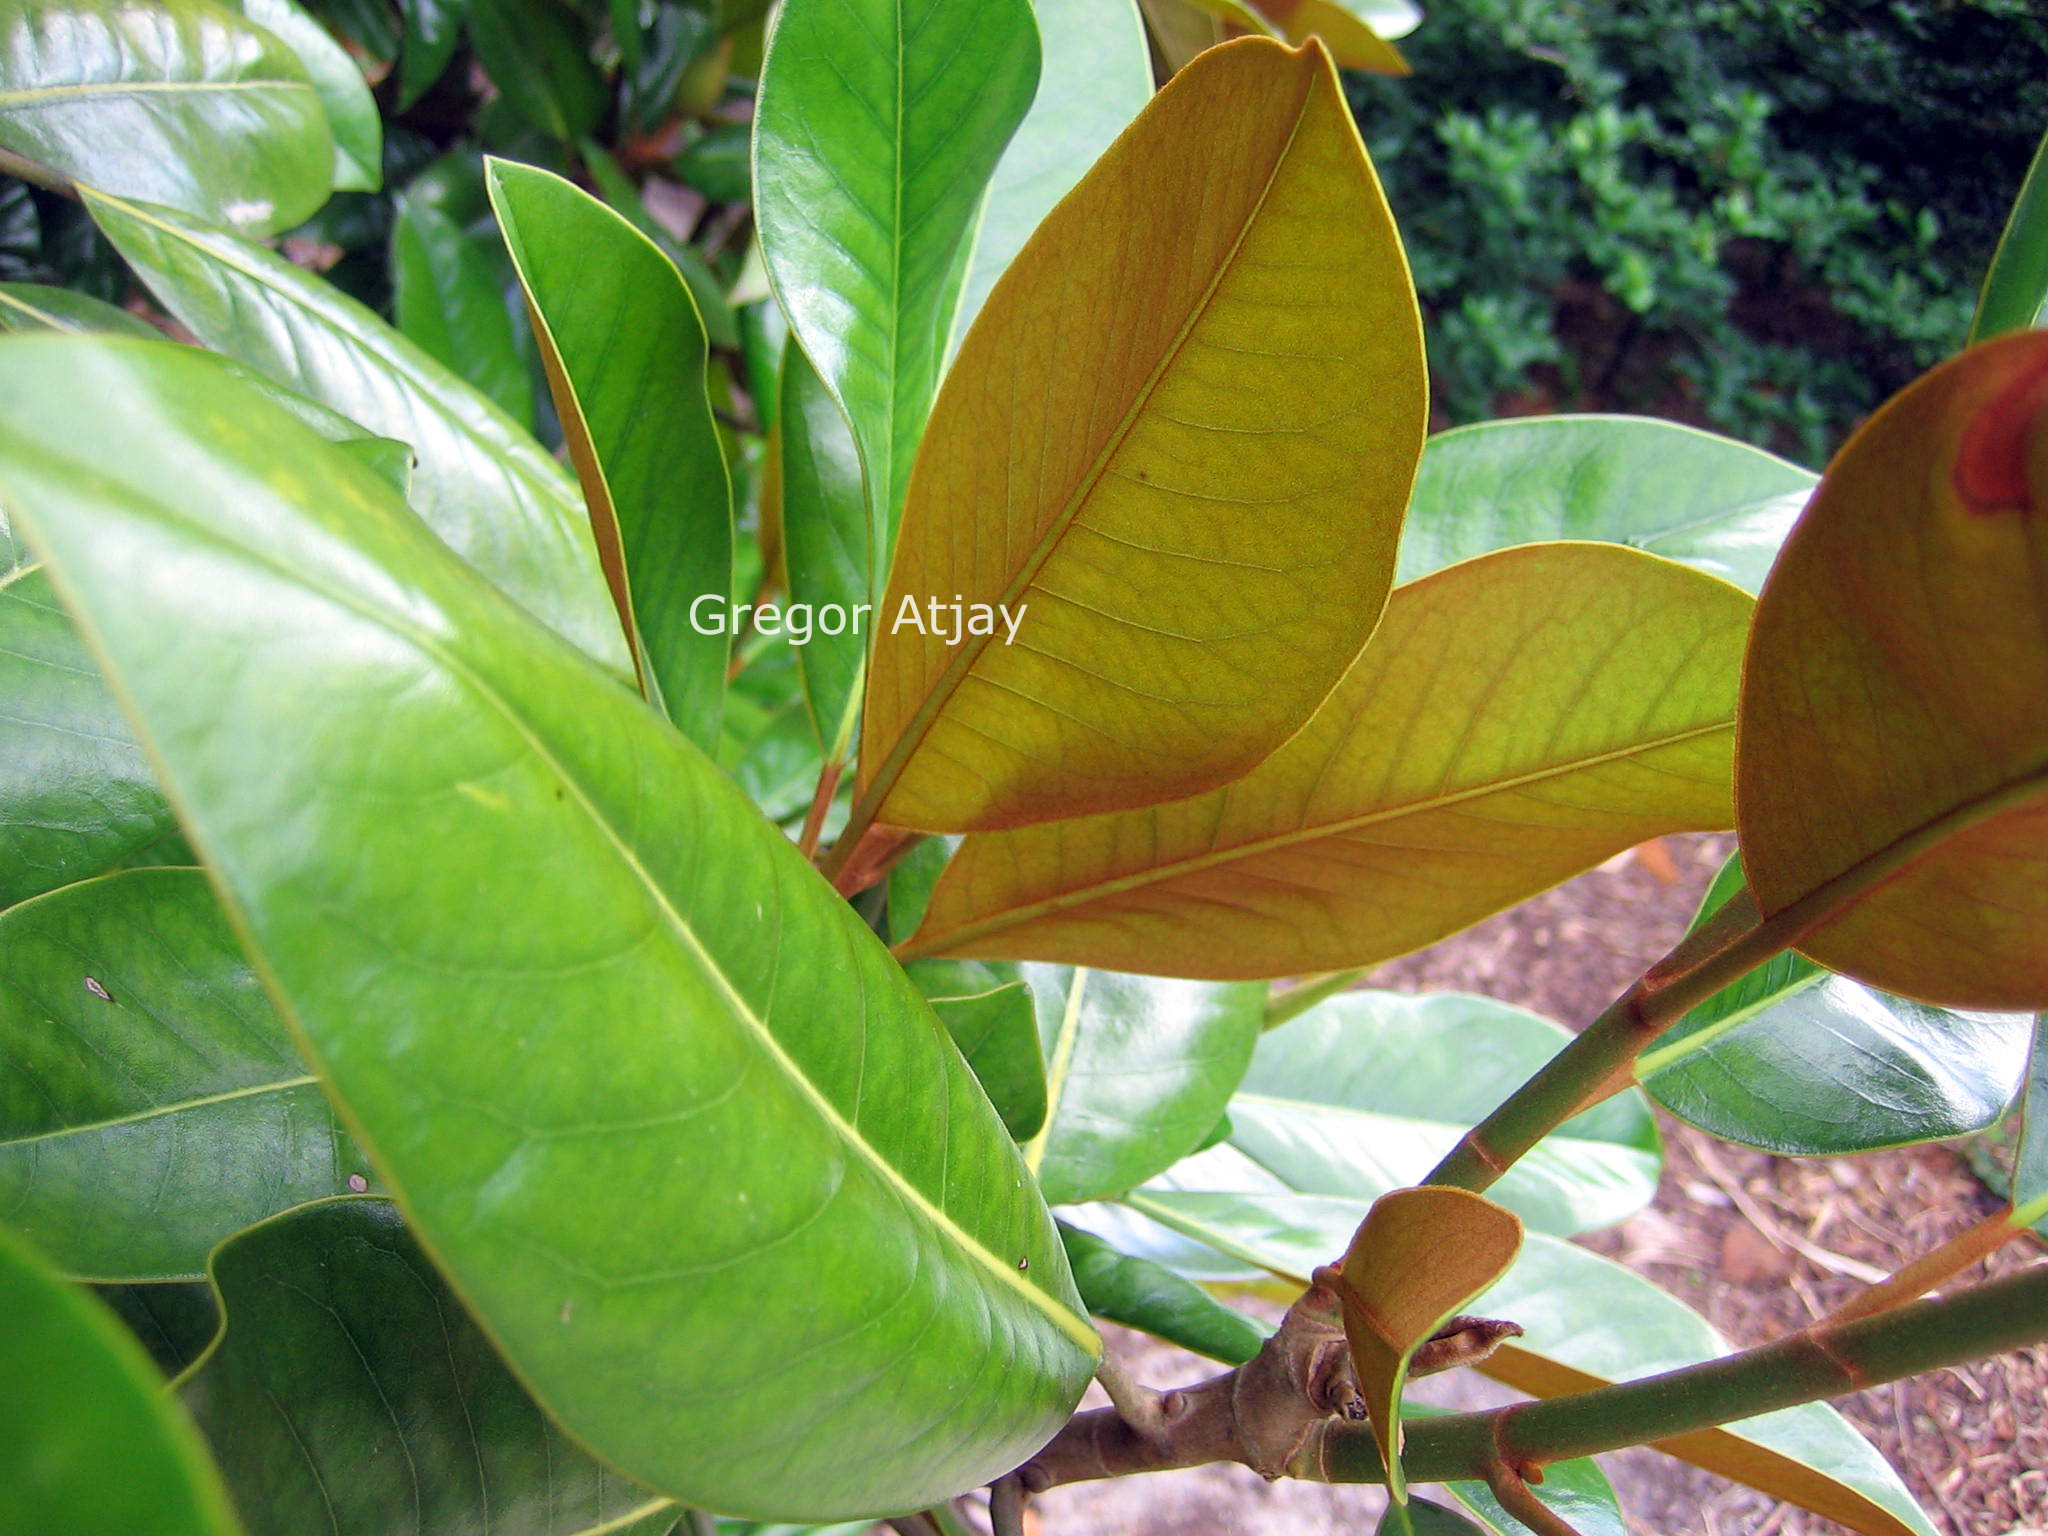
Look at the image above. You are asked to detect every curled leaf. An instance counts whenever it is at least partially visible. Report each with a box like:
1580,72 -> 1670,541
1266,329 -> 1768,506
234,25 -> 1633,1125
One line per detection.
1738,331 -> 2048,1008
1336,1185 -> 1523,1502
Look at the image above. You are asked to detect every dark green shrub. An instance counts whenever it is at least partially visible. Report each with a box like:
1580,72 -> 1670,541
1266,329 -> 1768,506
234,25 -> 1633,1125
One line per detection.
1349,0 -> 2048,457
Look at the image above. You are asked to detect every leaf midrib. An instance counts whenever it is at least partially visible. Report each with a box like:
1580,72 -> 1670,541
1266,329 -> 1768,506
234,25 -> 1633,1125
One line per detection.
911,717 -> 1732,955
0,79 -> 312,107
0,289 -> 77,331
857,53 -> 1322,823
1633,964 -> 1829,1077
0,1075 -> 318,1148
1023,967 -> 1088,1177
46,476 -> 1093,1351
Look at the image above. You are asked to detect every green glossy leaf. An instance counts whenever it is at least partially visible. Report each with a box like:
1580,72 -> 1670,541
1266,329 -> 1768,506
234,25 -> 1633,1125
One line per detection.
232,0 -> 381,191
0,335 -> 1097,1519
0,564 -> 177,906
466,0 -> 603,140
1399,415 -> 1816,594
1640,855 -> 2034,1155
0,1223 -> 243,1536
1972,125 -> 2048,343
675,120 -> 751,204
0,327 -> 410,504
950,0 -> 1151,346
1021,965 -> 1261,1205
1125,1176 -> 1402,1280
97,1281 -> 220,1376
391,190 -> 533,429
779,344 -> 868,758
87,190 -> 628,675
491,161 -> 733,747
755,0 -> 1040,557
620,2 -> 714,135
1377,1495 -> 1491,1536
0,867 -> 369,1279
203,356 -> 419,496
718,638 -> 825,823
1240,992 -> 1660,1237
1056,1220 -> 1269,1364
1124,1188 -> 1932,1536
312,0 -> 399,61
181,1199 -> 678,1536
580,140 -> 741,351
907,957 -> 1047,1141
0,279 -> 156,334
2014,1017 -> 2048,1228
0,0 -> 332,236
738,299 -> 787,435
885,831 -> 953,941
395,0 -> 462,106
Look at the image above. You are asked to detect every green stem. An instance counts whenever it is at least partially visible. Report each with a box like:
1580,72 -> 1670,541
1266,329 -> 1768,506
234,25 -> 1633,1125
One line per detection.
1426,884 -> 1781,1192
0,145 -> 72,198
1263,968 -> 1367,1030
989,1476 -> 1026,1536
1301,1261 -> 2048,1483
1431,765 -> 2048,1195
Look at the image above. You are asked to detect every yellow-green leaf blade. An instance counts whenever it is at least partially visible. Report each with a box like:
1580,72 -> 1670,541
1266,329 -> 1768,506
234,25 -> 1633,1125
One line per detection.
908,542 -> 1748,979
860,36 -> 1427,834
1738,330 -> 2048,1009
0,334 -> 1098,1520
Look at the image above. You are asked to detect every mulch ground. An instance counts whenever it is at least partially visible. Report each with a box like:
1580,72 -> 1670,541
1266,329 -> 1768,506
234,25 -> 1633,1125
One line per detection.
1028,834 -> 2048,1535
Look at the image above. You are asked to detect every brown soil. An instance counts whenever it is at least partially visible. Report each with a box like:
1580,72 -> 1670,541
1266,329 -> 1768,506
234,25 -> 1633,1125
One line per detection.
1027,835 -> 2048,1536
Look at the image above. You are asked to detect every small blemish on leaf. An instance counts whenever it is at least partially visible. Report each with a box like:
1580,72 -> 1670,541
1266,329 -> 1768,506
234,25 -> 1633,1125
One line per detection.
1017,1257 -> 1029,1270
347,1173 -> 369,1193
560,1300 -> 574,1325
1953,353 -> 2048,516
84,976 -> 112,1002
